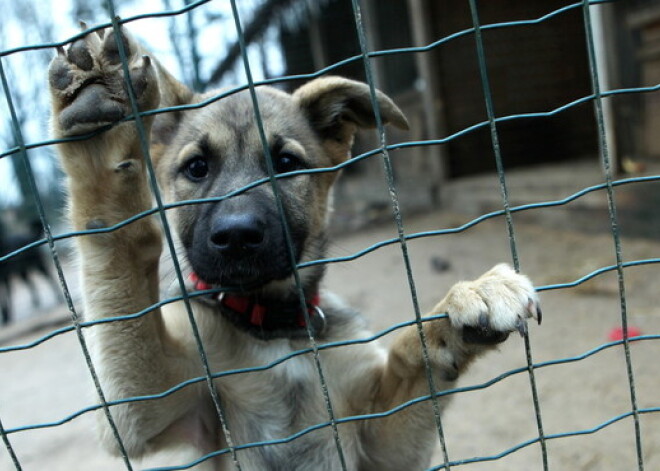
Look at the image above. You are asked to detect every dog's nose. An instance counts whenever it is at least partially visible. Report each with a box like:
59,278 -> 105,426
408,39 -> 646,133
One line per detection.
209,214 -> 266,256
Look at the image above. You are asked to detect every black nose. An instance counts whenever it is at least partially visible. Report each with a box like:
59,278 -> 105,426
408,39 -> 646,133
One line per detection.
209,213 -> 266,257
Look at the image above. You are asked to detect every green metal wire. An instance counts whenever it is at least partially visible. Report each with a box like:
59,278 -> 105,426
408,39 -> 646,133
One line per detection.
7,331 -> 660,470
183,0 -> 203,92
5,79 -> 660,164
102,3 -> 243,469
580,2 -> 644,470
0,414 -> 21,470
0,0 -> 614,61
466,2 -> 549,470
227,0 -> 349,468
349,0 -> 453,467
0,55 -> 136,471
0,0 -> 658,470
2,318 -> 658,446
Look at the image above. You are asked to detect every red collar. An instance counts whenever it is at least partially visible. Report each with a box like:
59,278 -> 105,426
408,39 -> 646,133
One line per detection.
220,292 -> 322,328
190,273 -> 325,339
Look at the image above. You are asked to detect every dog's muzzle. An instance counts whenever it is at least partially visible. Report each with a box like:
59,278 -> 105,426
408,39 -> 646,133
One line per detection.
188,193 -> 305,288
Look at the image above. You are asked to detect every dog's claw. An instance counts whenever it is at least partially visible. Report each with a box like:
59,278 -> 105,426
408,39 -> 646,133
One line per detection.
57,45 -> 66,56
79,20 -> 89,32
527,297 -> 542,325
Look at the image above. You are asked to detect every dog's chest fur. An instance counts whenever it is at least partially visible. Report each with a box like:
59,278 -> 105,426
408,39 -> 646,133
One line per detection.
167,302 -> 362,470
219,347 -> 352,469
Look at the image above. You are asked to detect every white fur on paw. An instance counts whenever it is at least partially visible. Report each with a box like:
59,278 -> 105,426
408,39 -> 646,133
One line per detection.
445,264 -> 541,338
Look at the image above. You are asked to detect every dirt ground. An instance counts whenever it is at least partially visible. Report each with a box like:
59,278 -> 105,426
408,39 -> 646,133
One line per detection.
0,208 -> 658,471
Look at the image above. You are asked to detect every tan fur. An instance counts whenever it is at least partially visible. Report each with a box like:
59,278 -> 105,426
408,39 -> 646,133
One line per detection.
49,26 -> 541,470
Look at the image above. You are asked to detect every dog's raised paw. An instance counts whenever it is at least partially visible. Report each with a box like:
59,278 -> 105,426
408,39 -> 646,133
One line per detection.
48,23 -> 159,137
442,263 -> 541,345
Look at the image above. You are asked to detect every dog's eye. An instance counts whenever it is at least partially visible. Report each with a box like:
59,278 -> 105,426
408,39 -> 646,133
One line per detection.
274,152 -> 304,174
183,156 -> 209,181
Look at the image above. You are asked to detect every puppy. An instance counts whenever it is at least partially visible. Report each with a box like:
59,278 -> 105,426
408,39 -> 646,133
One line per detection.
48,25 -> 540,470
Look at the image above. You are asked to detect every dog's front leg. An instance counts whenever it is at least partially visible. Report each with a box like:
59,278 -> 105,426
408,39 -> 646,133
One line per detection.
361,264 -> 540,470
49,27 -> 197,457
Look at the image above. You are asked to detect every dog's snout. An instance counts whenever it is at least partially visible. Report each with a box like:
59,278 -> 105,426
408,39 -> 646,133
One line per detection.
210,213 -> 266,256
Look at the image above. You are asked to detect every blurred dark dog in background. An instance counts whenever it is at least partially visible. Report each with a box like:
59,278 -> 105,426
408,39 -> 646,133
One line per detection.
0,220 -> 61,325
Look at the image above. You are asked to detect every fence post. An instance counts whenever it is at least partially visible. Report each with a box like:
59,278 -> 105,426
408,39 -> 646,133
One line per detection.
407,0 -> 449,204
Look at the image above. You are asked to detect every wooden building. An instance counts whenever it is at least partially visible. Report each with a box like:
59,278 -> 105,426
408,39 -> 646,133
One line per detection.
610,0 -> 660,161
279,0 -> 600,178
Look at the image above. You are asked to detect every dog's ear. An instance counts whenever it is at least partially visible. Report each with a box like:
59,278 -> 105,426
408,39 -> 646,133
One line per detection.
149,67 -> 195,163
294,76 -> 409,164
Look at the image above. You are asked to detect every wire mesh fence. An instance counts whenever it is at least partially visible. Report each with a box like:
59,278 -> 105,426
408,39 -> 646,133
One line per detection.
0,0 -> 659,470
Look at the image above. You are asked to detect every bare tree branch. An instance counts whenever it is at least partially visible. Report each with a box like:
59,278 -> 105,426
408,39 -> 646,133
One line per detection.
206,0 -> 297,85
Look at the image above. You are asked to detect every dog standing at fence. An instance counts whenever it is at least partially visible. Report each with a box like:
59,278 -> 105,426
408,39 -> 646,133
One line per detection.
48,25 -> 541,470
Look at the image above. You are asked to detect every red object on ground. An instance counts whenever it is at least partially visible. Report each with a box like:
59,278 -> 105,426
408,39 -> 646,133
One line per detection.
608,326 -> 642,341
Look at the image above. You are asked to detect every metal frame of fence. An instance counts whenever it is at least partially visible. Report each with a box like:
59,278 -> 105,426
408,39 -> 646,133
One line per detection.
0,0 -> 659,470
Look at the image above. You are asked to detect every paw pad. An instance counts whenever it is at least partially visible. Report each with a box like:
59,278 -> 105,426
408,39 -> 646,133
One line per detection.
48,23 -> 158,136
